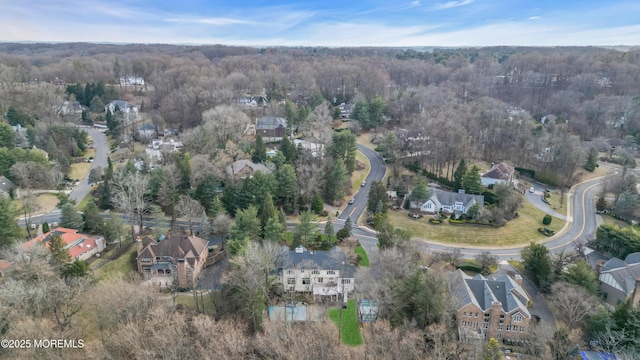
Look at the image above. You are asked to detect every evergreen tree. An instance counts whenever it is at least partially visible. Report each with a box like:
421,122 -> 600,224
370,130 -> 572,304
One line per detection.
367,181 -> 388,214
324,216 -> 335,239
82,199 -> 104,234
279,134 -> 297,164
252,135 -> 267,163
351,101 -> 369,127
62,259 -> 90,278
310,193 -> 324,214
278,207 -> 287,227
461,164 -> 484,195
409,180 -> 430,211
42,222 -> 50,234
0,122 -> 16,148
344,217 -> 352,236
452,159 -> 467,191
323,160 -> 348,204
263,216 -> 284,242
330,131 -> 357,174
595,196 -> 607,212
294,211 -> 318,248
0,196 -> 22,247
584,147 -> 598,172
60,203 -> 84,230
259,193 -> 276,230
228,205 -> 260,255
276,164 -> 297,213
367,96 -> 385,129
48,234 -> 71,267
521,242 -> 552,291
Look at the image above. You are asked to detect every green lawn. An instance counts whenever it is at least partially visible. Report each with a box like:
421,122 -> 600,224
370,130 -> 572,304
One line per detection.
388,200 -> 565,247
95,243 -> 135,280
328,299 -> 363,346
508,260 -> 525,274
600,214 -> 631,228
354,245 -> 370,267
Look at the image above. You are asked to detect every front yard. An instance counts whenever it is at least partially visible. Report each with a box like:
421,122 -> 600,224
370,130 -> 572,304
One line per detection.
95,243 -> 136,280
388,200 -> 565,247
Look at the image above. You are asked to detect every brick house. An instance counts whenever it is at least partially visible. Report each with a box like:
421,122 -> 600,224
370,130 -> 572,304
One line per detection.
449,269 -> 531,341
136,234 -> 209,289
21,228 -> 106,261
277,245 -> 356,302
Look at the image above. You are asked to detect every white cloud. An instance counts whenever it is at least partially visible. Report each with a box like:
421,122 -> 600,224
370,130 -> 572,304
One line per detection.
166,17 -> 254,26
411,1 -> 422,6
434,0 -> 474,10
528,16 -> 541,20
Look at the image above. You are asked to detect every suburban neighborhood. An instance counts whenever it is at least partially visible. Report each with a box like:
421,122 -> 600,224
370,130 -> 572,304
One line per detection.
0,42 -> 638,360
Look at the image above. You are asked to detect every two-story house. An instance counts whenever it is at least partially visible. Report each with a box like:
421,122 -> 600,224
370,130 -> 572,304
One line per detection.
256,117 -> 287,142
449,269 -> 531,341
278,245 -> 355,302
481,162 -> 515,187
136,234 -> 209,289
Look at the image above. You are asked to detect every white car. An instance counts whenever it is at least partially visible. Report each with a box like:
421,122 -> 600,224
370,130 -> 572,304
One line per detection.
529,187 -> 535,193
349,198 -> 355,205
361,181 -> 366,187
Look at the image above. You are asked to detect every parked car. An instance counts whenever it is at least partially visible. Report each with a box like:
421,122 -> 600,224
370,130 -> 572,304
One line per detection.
349,198 -> 355,205
361,181 -> 366,187
529,187 -> 535,193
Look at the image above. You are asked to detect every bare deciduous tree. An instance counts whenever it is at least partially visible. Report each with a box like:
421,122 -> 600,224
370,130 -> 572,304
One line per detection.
111,170 -> 150,242
176,195 -> 204,235
549,281 -> 597,328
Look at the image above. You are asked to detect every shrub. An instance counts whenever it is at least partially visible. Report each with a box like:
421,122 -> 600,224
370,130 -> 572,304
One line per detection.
542,214 -> 552,225
318,210 -> 329,217
456,261 -> 482,273
336,228 -> 350,241
429,218 -> 441,224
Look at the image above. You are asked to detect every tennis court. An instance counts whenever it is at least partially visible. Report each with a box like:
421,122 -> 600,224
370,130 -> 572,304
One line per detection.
269,305 -> 308,321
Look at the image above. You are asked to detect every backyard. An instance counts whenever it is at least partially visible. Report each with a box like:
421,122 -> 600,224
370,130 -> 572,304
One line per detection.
354,245 -> 370,267
388,200 -> 565,247
328,299 -> 362,346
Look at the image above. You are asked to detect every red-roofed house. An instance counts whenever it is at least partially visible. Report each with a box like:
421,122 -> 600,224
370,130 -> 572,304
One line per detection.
136,234 -> 209,289
21,228 -> 106,261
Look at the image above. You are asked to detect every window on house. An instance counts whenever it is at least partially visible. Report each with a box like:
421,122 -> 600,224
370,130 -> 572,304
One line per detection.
327,270 -> 336,275
312,270 -> 320,275
341,279 -> 351,284
498,324 -> 503,331
506,325 -> 512,331
603,292 -> 608,300
513,315 -> 522,322
286,270 -> 293,275
302,278 -> 310,285
463,312 -> 467,317
462,321 -> 466,326
317,277 -> 323,283
300,270 -> 305,274
617,299 -> 622,305
287,278 -> 295,285
475,313 -> 478,317
500,315 -> 505,319
497,333 -> 502,340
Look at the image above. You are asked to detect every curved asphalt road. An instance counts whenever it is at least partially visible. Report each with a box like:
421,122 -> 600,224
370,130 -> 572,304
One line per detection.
352,145 -> 612,261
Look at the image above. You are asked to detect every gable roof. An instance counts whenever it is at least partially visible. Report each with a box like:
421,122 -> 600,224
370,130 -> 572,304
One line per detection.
20,227 -> 102,259
482,162 -> 515,181
599,253 -> 640,295
256,117 -> 287,130
227,159 -> 272,177
279,246 -> 356,278
138,123 -> 156,131
431,189 -> 484,208
449,269 -> 530,316
137,234 -> 208,262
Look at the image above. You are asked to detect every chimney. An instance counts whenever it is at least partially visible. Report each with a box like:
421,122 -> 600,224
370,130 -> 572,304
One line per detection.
596,260 -> 604,276
177,259 -> 188,289
136,236 -> 143,256
632,276 -> 640,309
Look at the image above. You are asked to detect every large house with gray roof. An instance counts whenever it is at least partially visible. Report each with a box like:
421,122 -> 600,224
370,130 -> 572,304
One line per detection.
411,189 -> 484,214
481,162 -> 515,187
278,245 -> 355,301
256,117 -> 287,142
598,252 -> 640,309
449,269 -> 531,341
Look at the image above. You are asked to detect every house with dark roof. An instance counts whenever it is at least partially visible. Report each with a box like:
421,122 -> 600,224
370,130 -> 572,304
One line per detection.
481,162 -> 515,187
136,234 -> 209,289
278,245 -> 355,301
256,117 -> 287,142
137,123 -> 157,139
20,228 -> 106,261
449,269 -> 530,341
105,100 -> 138,119
238,94 -> 268,107
338,103 -> 354,119
597,252 -> 640,309
411,189 -> 484,214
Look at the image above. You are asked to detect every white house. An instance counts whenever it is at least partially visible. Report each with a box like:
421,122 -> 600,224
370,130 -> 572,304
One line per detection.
293,139 -> 324,157
481,162 -> 515,187
105,100 -> 138,118
411,189 -> 484,214
138,123 -> 157,139
120,76 -> 145,86
145,138 -> 183,164
278,246 -> 355,301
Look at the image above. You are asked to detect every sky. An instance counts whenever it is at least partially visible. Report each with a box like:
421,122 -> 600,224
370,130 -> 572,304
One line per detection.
1,0 -> 639,47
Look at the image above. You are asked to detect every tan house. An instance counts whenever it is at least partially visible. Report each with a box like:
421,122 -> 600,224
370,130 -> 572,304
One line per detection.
449,269 -> 530,341
227,159 -> 272,181
136,234 -> 209,289
278,245 -> 356,302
